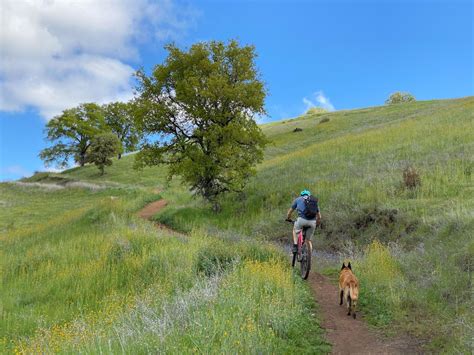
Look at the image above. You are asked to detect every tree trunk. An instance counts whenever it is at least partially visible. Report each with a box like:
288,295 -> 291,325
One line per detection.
79,154 -> 86,166
118,153 -> 122,159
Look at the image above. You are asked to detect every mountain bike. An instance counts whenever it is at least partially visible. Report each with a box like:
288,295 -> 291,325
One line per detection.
286,219 -> 312,280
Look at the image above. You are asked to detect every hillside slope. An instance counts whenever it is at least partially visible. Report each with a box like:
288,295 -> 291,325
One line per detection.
3,96 -> 473,352
63,97 -> 472,239
65,96 -> 473,351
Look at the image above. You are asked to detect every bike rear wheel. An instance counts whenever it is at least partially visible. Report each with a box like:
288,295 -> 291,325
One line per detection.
300,241 -> 312,279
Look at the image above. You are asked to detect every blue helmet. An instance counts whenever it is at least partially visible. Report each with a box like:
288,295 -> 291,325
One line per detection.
300,189 -> 311,196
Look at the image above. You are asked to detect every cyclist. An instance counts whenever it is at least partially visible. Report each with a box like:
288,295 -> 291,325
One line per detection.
286,189 -> 321,254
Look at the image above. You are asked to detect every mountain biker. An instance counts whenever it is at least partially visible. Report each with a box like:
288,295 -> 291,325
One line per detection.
286,190 -> 321,254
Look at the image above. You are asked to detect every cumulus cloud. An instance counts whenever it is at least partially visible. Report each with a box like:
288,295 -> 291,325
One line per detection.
0,0 -> 198,119
303,91 -> 335,112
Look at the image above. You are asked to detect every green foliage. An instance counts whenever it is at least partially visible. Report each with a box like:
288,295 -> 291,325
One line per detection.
385,91 -> 416,105
39,103 -> 107,167
195,238 -> 281,277
0,183 -> 328,353
195,242 -> 238,276
305,106 -> 328,115
103,101 -> 142,158
135,40 -> 268,206
53,96 -> 474,351
86,133 -> 122,175
357,241 -> 404,326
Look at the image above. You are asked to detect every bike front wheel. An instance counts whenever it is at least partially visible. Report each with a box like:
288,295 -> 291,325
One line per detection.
300,241 -> 312,280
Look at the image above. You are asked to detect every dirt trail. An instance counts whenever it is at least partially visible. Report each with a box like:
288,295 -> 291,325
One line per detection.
309,272 -> 421,354
137,197 -> 183,235
138,196 -> 419,353
138,199 -> 168,220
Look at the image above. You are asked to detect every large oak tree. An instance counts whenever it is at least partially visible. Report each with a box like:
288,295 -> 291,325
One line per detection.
39,103 -> 107,168
135,40 -> 268,207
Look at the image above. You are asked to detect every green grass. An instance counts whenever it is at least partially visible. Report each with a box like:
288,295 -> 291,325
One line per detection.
64,96 -> 472,351
0,182 -> 329,353
6,96 -> 474,352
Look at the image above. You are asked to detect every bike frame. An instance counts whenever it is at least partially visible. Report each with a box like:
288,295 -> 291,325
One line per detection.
296,229 -> 305,261
288,219 -> 312,279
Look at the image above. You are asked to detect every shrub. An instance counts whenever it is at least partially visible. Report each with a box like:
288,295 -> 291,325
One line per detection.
305,107 -> 328,115
292,128 -> 303,133
319,117 -> 330,124
385,92 -> 416,105
195,243 -> 238,276
403,166 -> 421,189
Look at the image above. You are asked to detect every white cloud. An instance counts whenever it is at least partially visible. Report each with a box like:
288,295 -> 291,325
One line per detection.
302,91 -> 335,112
2,165 -> 32,177
0,0 -> 198,119
43,165 -> 65,173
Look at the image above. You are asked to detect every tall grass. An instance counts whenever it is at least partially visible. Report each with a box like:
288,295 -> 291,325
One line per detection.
18,96 -> 474,351
357,240 -> 405,326
41,260 -> 329,354
139,97 -> 472,351
1,183 -> 329,353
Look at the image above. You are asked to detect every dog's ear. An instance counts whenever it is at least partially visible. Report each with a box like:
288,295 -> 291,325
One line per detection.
348,262 -> 352,270
341,263 -> 346,270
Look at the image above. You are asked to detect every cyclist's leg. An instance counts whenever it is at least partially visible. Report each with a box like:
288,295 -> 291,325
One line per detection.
292,225 -> 298,245
293,218 -> 304,252
294,218 -> 305,242
303,219 -> 317,241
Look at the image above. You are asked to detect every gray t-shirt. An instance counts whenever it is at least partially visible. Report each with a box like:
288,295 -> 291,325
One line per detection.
291,196 -> 319,220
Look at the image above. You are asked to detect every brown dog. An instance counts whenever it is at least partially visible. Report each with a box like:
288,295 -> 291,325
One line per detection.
339,262 -> 359,319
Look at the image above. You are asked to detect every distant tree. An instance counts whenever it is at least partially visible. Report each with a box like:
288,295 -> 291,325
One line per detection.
385,92 -> 416,105
86,133 -> 122,175
103,101 -> 142,159
39,103 -> 107,168
135,40 -> 268,209
305,107 -> 327,115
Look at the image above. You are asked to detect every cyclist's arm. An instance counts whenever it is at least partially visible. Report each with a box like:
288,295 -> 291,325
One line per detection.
287,199 -> 297,220
316,211 -> 322,225
286,208 -> 295,220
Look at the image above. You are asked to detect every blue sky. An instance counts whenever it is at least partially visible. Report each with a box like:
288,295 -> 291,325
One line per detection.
1,0 -> 472,181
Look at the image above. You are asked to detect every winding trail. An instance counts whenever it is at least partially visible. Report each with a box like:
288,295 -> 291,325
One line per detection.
138,199 -> 168,220
137,197 -> 421,354
308,272 -> 421,354
137,196 -> 183,236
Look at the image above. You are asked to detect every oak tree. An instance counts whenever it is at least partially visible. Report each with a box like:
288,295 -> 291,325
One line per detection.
39,103 -> 107,168
86,133 -> 122,175
135,40 -> 267,208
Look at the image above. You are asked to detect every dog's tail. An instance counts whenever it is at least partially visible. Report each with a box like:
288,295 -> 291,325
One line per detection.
349,281 -> 359,302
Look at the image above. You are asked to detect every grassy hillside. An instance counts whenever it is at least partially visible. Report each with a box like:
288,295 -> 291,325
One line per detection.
64,97 -> 473,235
1,179 -> 329,352
2,96 -> 473,352
65,96 -> 472,351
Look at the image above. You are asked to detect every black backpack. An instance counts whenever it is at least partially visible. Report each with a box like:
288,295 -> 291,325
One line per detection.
303,196 -> 318,219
